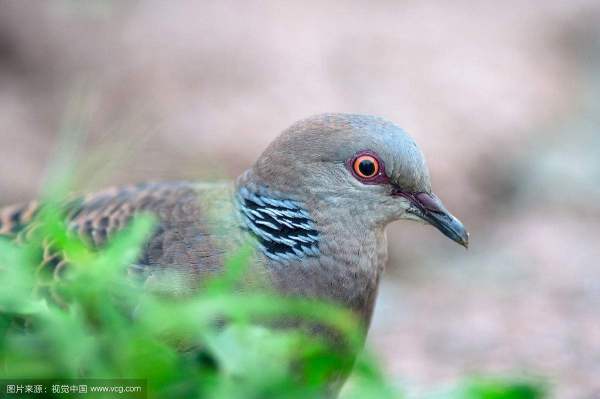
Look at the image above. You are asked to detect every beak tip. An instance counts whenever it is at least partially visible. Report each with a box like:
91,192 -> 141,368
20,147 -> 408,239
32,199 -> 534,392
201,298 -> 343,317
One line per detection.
402,191 -> 470,250
459,231 -> 470,249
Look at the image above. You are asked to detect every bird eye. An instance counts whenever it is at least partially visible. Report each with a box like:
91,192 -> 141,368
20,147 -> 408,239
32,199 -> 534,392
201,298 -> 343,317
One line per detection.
353,155 -> 380,179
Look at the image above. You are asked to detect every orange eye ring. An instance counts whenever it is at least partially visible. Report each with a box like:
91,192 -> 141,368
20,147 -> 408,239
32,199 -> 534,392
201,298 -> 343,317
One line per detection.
353,155 -> 380,179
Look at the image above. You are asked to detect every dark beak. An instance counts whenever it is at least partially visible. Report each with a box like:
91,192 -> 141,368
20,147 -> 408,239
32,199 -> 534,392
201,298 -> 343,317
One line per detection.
395,191 -> 469,248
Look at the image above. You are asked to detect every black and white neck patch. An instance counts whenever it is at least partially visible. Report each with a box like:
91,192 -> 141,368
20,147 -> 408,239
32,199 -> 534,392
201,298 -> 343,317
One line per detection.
236,186 -> 320,263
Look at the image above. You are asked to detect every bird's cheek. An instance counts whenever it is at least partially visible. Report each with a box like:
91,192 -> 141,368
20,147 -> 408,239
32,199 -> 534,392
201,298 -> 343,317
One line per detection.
382,197 -> 413,221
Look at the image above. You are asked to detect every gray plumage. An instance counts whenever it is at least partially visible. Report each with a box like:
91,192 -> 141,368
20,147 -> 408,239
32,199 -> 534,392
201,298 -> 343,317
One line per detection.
0,113 -> 468,390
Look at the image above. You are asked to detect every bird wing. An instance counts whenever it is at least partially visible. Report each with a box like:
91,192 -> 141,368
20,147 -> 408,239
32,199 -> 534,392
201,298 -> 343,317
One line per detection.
0,182 -> 236,294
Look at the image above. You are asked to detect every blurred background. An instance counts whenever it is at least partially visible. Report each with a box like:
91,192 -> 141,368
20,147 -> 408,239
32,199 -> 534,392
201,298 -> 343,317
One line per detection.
1,1 -> 599,397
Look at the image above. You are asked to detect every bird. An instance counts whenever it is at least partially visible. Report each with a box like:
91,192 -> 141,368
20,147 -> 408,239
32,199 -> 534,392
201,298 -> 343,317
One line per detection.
0,113 -> 468,392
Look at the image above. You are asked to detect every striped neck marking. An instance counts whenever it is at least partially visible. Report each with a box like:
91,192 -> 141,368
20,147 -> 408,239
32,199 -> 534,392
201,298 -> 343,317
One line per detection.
237,186 -> 320,263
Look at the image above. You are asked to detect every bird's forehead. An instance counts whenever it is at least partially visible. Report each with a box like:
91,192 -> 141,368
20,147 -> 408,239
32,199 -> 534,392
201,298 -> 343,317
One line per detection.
290,114 -> 414,153
360,126 -> 430,192
310,114 -> 431,192
314,115 -> 423,164
265,113 -> 431,192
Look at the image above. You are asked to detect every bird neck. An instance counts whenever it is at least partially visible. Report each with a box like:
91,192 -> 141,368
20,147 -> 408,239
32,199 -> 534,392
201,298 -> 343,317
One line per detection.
235,176 -> 322,264
235,171 -> 387,327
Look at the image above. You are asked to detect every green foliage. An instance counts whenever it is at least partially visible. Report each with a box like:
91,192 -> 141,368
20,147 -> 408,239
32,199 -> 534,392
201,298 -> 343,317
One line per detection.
433,377 -> 547,399
0,203 -> 547,398
0,205 -> 385,398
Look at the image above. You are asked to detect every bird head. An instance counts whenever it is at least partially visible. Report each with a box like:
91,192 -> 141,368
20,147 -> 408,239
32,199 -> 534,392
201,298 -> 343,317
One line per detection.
250,113 -> 469,248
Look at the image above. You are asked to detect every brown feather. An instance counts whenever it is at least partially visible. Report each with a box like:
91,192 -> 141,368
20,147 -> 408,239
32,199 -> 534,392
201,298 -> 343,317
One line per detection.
0,182 -> 237,296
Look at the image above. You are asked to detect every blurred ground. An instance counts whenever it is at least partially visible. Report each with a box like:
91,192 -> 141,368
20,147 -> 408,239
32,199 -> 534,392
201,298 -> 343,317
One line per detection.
1,1 -> 599,398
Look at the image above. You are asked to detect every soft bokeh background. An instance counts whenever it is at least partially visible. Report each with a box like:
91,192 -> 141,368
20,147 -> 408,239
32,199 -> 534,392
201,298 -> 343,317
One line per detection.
1,1 -> 599,397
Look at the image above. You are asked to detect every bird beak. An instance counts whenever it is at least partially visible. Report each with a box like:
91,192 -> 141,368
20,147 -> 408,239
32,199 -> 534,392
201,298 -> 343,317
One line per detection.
394,190 -> 469,248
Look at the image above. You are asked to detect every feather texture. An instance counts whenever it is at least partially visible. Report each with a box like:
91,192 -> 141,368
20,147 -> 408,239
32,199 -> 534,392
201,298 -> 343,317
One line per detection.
237,187 -> 320,264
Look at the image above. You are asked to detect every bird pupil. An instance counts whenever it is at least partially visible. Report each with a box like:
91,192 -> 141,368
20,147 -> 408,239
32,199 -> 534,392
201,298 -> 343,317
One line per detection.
359,160 -> 375,176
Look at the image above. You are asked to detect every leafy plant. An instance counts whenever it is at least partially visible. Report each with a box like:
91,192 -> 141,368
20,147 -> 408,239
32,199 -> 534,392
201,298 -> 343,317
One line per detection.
0,202 -> 393,398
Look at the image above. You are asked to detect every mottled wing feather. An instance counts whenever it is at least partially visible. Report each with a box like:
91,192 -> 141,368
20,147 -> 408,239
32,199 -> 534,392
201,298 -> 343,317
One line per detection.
0,201 -> 40,239
0,182 -> 225,291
